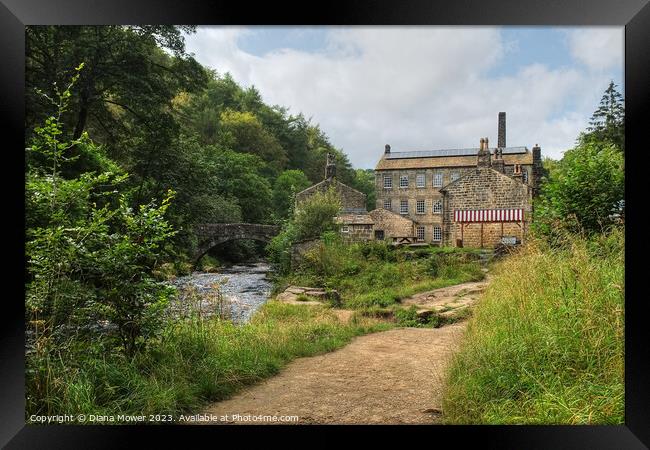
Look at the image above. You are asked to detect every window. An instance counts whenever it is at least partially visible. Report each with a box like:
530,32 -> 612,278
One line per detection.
399,175 -> 409,188
432,199 -> 442,214
416,226 -> 425,242
522,169 -> 528,183
416,199 -> 425,214
433,226 -> 442,242
383,199 -> 392,210
450,172 -> 460,182
341,226 -> 349,233
416,173 -> 425,188
433,172 -> 443,187
383,175 -> 392,189
400,199 -> 409,215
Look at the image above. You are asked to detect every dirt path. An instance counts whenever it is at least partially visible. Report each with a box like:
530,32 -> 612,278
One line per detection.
402,275 -> 491,317
200,277 -> 488,425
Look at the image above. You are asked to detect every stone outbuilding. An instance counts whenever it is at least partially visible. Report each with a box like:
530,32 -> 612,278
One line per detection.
368,208 -> 416,243
295,152 -> 367,213
295,153 -> 371,243
335,213 -> 375,242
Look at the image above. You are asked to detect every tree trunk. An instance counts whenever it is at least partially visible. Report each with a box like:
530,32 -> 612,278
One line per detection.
73,89 -> 89,141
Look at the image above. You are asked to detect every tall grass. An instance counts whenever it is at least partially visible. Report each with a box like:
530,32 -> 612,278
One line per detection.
442,228 -> 624,424
26,302 -> 390,420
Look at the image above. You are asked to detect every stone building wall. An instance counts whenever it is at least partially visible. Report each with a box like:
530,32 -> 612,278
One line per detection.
451,222 -> 525,248
374,166 -> 532,243
368,208 -> 416,240
441,167 -> 531,247
295,178 -> 366,212
341,224 -> 374,242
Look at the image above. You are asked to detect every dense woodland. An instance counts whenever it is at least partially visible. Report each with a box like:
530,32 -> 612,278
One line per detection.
26,25 -> 375,263
25,25 -> 624,423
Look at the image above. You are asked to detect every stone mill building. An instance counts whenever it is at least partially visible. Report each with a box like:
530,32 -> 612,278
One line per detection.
373,112 -> 543,248
295,112 -> 542,248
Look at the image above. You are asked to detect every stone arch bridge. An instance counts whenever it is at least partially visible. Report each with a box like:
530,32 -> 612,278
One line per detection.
194,223 -> 281,262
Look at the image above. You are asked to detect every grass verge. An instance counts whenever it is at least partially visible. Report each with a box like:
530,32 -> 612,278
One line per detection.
441,228 -> 624,424
26,302 -> 391,421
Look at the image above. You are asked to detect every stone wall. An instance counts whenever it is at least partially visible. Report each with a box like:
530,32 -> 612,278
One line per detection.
290,238 -> 321,268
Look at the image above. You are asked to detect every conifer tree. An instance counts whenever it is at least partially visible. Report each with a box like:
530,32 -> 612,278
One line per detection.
586,81 -> 625,152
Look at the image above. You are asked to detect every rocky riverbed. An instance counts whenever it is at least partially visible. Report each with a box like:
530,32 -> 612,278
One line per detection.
168,262 -> 273,324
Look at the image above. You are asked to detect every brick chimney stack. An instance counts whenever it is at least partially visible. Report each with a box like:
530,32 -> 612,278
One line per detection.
477,137 -> 491,168
384,144 -> 391,155
498,112 -> 506,148
325,152 -> 336,180
492,147 -> 505,173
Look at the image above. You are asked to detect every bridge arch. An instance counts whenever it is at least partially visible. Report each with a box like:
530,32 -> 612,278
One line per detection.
194,223 -> 281,262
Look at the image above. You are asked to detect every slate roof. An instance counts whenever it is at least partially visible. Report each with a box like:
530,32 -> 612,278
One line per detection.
376,147 -> 533,170
385,146 -> 527,159
335,214 -> 374,225
295,178 -> 366,198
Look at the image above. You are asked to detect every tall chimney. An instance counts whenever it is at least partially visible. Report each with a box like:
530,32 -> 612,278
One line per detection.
531,144 -> 542,195
498,112 -> 506,148
384,144 -> 391,154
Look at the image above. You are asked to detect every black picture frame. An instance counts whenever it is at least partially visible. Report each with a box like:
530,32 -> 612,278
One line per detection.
2,0 -> 648,447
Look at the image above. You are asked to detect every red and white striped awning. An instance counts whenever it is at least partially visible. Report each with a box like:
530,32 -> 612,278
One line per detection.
454,208 -> 523,223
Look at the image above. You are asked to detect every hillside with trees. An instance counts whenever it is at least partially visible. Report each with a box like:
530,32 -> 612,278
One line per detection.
26,25 -> 375,265
24,26 -> 381,418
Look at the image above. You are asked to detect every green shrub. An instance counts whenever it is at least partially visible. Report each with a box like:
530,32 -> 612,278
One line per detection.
394,306 -> 421,327
25,69 -> 177,356
293,188 -> 341,241
347,289 -> 400,308
533,140 -> 624,238
359,241 -> 394,261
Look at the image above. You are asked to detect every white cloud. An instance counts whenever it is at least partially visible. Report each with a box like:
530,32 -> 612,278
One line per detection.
566,27 -> 624,72
184,26 -> 622,167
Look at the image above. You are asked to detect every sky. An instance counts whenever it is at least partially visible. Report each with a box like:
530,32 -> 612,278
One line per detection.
183,26 -> 624,169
